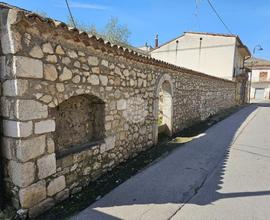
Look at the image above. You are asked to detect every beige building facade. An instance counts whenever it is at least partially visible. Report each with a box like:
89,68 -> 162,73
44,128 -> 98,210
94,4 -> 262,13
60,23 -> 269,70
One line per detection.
150,32 -> 251,81
246,58 -> 270,100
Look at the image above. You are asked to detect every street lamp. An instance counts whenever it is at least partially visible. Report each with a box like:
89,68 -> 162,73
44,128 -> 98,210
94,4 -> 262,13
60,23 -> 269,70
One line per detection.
249,44 -> 263,103
253,44 -> 263,55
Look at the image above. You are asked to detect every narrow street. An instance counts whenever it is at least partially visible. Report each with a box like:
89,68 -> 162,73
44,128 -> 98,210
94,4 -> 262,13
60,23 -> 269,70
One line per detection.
72,103 -> 270,220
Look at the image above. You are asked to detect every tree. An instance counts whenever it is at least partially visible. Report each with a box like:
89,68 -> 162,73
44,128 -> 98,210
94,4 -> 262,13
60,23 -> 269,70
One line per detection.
66,15 -> 131,44
33,10 -> 48,17
102,17 -> 131,44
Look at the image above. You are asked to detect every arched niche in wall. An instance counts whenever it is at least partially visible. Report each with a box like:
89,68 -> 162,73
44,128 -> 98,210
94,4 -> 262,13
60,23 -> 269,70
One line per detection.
153,74 -> 174,144
50,94 -> 105,158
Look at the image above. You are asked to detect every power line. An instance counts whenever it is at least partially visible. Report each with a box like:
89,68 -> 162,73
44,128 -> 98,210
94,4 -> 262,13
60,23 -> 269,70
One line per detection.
194,0 -> 201,30
206,0 -> 232,34
65,0 -> 76,28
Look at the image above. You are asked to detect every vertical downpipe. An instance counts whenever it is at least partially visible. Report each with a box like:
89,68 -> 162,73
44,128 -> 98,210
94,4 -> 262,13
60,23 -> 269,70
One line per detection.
198,37 -> 202,68
175,40 -> 179,65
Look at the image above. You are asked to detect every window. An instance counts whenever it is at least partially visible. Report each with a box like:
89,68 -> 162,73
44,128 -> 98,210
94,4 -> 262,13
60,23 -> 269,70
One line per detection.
259,72 -> 268,81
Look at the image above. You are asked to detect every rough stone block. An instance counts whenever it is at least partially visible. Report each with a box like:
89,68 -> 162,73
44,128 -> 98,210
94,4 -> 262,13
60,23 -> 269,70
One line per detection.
13,56 -> 43,78
56,83 -> 65,92
55,45 -> 65,55
42,43 -> 54,54
8,160 -> 35,187
100,136 -> 115,153
3,120 -> 32,137
88,56 -> 99,66
101,59 -> 109,67
1,97 -> 13,118
88,75 -> 99,85
67,50 -> 77,58
3,79 -> 28,96
16,135 -> 46,162
29,46 -> 44,58
47,176 -> 66,196
28,198 -> 55,218
15,100 -> 48,120
47,137 -> 55,153
99,75 -> 108,86
35,119 -> 55,134
59,67 -> 72,81
46,55 -> 57,63
117,99 -> 127,110
44,64 -> 58,81
37,153 -> 56,179
55,189 -> 69,202
2,137 -> 14,159
19,181 -> 46,208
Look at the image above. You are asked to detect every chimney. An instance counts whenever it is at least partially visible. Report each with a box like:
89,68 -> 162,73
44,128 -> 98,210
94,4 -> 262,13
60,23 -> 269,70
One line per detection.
155,34 -> 159,48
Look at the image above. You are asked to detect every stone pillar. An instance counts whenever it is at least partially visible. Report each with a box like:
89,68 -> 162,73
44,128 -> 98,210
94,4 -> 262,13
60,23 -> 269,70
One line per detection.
0,8 -> 59,218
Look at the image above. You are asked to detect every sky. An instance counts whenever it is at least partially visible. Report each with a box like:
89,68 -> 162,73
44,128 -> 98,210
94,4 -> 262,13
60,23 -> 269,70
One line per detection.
3,0 -> 270,59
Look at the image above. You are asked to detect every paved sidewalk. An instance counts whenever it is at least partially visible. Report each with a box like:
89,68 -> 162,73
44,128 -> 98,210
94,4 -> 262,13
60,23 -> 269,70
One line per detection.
71,104 -> 269,220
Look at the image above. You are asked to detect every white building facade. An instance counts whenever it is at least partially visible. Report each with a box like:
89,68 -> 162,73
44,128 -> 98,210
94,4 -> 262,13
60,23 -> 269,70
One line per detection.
247,58 -> 270,100
150,32 -> 250,81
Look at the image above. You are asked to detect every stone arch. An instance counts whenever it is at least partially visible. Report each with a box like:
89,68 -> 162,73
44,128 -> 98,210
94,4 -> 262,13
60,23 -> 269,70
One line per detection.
153,74 -> 174,144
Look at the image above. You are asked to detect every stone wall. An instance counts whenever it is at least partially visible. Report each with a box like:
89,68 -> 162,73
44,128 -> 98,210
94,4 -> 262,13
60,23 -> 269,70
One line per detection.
0,5 -> 238,218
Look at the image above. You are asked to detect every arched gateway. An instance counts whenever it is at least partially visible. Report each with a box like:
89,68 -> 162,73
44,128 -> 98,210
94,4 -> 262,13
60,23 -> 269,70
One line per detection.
153,74 -> 174,144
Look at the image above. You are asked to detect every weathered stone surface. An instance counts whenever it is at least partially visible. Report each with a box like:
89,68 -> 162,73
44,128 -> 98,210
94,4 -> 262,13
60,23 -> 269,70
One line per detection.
29,198 -> 55,218
14,56 -> 43,78
47,176 -> 66,196
117,99 -> 127,110
44,64 -> 58,81
35,119 -> 55,134
56,83 -> 65,92
99,75 -> 108,86
46,55 -> 57,63
29,46 -> 44,58
42,43 -> 54,54
74,61 -> 81,68
2,79 -> 28,96
101,59 -> 109,67
15,100 -> 48,120
16,135 -> 46,162
72,75 -> 81,83
3,120 -> 32,137
40,95 -> 53,103
92,67 -> 100,74
8,160 -> 35,187
59,67 -> 72,81
88,56 -> 99,66
19,181 -> 46,208
55,45 -> 65,55
100,136 -> 115,153
37,153 -> 56,179
47,137 -> 55,153
88,75 -> 99,85
2,137 -> 14,160
68,50 -> 78,58
55,189 -> 69,202
62,57 -> 71,65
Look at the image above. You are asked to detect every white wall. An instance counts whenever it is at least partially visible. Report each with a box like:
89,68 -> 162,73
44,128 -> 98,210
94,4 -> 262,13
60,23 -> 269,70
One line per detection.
151,33 -> 242,80
250,68 -> 270,99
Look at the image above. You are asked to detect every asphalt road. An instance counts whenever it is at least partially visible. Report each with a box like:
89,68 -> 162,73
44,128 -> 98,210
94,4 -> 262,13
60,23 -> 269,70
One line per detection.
71,102 -> 270,220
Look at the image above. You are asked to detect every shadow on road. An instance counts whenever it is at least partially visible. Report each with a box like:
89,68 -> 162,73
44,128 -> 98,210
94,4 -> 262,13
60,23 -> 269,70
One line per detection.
72,103 -> 270,220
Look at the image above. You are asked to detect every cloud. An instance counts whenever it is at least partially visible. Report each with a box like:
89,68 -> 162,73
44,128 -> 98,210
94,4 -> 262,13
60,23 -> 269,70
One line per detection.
68,1 -> 109,10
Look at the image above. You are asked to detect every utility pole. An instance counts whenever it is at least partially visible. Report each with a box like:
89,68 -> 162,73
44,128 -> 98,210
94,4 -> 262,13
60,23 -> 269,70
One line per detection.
65,0 -> 76,28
